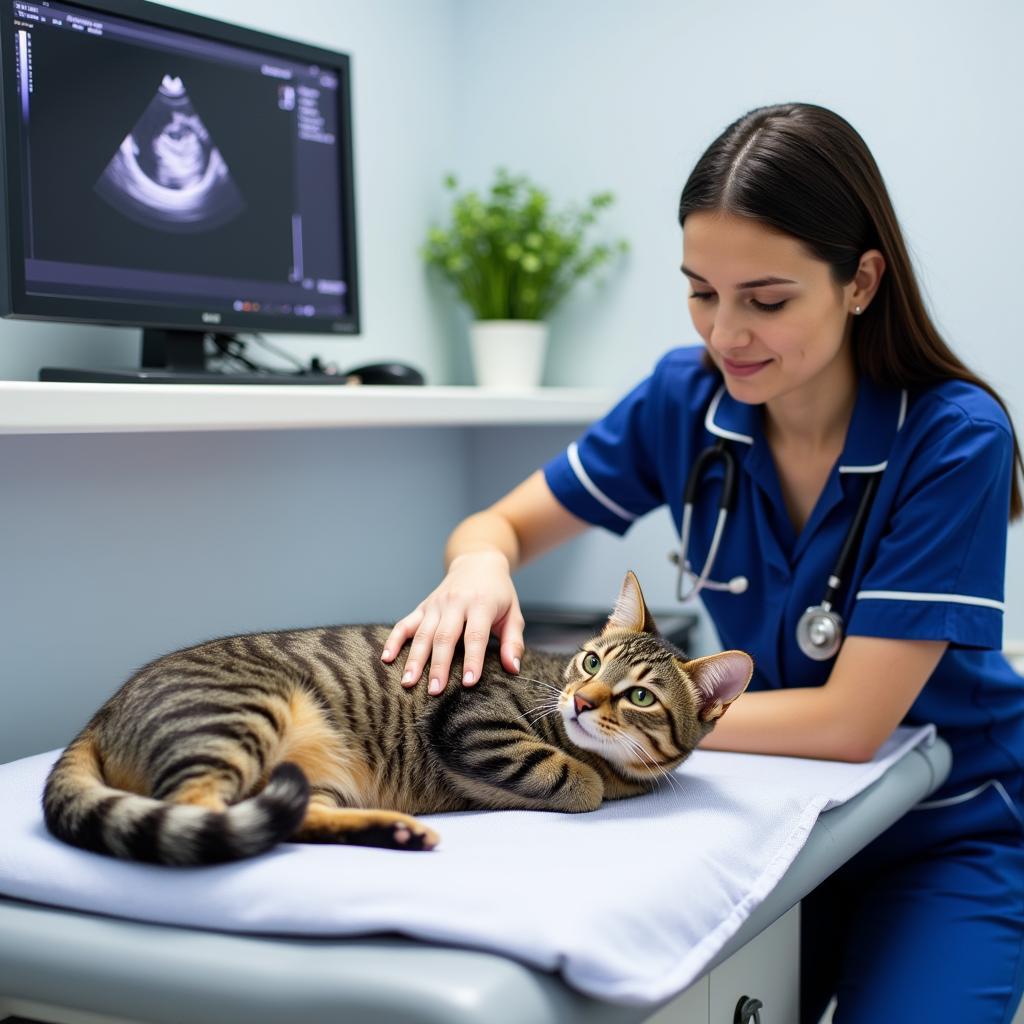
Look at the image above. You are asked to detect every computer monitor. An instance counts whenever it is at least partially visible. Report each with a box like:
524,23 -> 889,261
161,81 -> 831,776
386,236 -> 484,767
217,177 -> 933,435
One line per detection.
0,0 -> 360,382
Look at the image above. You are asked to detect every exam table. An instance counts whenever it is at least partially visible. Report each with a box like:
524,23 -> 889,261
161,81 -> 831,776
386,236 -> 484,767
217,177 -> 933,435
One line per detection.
0,736 -> 950,1024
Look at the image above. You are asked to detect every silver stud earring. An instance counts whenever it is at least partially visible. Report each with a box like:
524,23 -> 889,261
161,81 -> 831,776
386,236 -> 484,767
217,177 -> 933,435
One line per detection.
854,306 -> 862,315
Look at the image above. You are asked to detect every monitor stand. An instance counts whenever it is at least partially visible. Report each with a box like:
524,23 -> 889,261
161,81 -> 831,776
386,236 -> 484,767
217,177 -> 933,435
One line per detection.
39,329 -> 349,385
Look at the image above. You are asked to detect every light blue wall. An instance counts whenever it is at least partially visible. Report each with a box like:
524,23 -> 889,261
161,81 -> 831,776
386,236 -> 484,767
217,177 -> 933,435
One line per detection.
0,427 -> 474,760
3,1 -> 1023,760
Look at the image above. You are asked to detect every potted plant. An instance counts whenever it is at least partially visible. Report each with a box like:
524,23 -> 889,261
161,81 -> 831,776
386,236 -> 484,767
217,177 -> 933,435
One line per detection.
422,169 -> 628,388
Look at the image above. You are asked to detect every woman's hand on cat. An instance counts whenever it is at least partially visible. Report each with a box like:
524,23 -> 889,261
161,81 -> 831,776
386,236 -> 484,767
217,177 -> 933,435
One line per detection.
381,551 -> 525,695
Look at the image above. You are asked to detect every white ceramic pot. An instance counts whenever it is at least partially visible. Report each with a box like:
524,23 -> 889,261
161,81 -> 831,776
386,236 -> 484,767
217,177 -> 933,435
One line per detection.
469,320 -> 549,389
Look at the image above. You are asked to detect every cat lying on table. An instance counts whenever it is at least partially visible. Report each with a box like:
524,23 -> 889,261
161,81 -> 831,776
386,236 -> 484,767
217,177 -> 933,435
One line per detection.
43,571 -> 752,864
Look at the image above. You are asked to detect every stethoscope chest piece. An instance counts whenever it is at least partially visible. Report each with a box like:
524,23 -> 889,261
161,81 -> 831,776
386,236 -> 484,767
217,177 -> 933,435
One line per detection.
796,604 -> 844,661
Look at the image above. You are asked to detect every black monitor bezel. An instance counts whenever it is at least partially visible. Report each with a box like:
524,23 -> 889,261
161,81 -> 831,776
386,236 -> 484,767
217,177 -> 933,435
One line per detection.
0,0 -> 360,337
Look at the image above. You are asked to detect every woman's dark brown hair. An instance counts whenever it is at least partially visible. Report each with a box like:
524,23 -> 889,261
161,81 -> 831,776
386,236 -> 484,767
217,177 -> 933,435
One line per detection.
678,102 -> 1024,520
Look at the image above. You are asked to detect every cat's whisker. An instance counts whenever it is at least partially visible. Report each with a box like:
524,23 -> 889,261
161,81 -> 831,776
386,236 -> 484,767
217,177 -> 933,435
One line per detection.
627,736 -> 680,789
516,696 -> 562,724
520,696 -> 561,712
514,673 -> 566,694
514,675 -> 570,727
524,700 -> 557,716
524,692 -> 557,708
520,687 -> 566,704
620,739 -> 679,794
520,706 -> 557,723
523,705 -> 563,725
614,731 -> 683,795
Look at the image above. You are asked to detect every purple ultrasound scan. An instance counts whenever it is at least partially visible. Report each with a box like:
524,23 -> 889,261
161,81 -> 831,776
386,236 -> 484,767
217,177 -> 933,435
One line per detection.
95,74 -> 245,233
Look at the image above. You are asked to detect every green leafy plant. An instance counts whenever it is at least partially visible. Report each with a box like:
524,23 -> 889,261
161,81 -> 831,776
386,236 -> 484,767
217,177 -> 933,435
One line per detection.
422,169 -> 628,321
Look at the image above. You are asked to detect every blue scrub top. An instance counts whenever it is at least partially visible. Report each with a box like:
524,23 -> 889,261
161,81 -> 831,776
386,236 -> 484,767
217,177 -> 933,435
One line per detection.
544,345 -> 1024,803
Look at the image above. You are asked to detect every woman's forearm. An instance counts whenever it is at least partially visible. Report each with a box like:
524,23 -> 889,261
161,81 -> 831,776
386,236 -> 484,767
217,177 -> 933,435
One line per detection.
698,685 -> 868,762
443,511 -> 521,572
443,470 -> 591,575
699,637 -> 946,763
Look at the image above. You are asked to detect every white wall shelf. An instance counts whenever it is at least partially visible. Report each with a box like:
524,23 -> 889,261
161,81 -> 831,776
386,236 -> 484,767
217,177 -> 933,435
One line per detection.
0,381 -> 615,435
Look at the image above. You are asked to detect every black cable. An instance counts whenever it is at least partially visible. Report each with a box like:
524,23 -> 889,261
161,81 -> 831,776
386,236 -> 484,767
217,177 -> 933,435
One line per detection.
245,332 -> 309,372
209,332 -> 343,379
211,334 -> 273,374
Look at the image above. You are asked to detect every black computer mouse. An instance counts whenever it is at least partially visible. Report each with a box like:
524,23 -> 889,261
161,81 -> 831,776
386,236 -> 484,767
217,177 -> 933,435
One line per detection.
343,362 -> 426,386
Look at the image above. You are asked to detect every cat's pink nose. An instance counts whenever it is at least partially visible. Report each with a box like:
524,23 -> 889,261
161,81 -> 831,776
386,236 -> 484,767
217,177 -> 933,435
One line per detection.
574,693 -> 595,716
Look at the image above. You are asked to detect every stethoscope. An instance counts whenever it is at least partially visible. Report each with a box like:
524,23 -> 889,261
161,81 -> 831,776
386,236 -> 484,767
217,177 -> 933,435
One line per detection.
669,438 -> 883,661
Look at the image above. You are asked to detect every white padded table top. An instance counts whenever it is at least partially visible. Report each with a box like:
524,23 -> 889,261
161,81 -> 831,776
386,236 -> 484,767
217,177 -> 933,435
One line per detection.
0,726 -> 935,1007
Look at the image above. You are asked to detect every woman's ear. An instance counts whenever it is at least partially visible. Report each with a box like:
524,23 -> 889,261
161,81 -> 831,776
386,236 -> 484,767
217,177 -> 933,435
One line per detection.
849,248 -> 885,314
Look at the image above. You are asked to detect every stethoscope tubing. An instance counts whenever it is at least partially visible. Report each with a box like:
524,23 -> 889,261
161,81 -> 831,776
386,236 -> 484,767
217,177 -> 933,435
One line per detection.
675,439 -> 739,602
821,471 -> 881,608
683,438 -> 736,506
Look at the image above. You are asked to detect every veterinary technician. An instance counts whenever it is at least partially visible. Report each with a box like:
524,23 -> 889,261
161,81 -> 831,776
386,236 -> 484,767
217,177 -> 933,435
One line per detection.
383,102 -> 1024,1023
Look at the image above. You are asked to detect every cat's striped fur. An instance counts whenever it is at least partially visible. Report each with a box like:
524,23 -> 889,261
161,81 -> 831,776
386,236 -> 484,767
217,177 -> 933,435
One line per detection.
43,572 -> 752,864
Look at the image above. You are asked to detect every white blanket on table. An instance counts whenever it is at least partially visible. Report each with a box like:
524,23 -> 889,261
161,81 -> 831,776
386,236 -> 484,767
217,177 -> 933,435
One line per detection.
0,726 -> 934,1006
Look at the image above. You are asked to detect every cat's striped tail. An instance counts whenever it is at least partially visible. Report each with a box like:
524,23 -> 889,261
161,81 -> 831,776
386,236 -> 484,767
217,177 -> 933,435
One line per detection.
42,732 -> 310,865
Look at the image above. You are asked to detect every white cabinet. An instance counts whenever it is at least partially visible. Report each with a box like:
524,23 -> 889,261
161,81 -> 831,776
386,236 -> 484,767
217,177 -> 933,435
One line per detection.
644,976 -> 710,1023
644,905 -> 800,1024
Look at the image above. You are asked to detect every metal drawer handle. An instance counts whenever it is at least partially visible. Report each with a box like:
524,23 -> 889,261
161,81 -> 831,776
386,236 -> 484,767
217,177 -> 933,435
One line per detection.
734,995 -> 764,1023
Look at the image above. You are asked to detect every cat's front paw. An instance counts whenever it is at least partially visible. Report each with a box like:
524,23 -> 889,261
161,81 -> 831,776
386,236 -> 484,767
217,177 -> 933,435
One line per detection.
560,767 -> 605,812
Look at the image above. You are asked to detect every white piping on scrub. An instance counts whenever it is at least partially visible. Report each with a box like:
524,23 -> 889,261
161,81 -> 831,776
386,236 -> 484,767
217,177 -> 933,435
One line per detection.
837,390 -> 908,473
704,387 -> 754,445
566,442 -> 637,523
912,778 -> 1024,830
855,590 -> 1005,612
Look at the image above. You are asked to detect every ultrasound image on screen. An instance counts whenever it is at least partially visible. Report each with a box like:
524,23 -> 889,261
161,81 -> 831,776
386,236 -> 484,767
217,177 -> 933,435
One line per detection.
25,28 -> 301,282
95,74 -> 245,233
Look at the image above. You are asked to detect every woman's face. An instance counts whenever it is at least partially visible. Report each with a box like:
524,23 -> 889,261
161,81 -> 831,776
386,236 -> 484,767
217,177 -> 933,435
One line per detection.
682,210 -> 857,408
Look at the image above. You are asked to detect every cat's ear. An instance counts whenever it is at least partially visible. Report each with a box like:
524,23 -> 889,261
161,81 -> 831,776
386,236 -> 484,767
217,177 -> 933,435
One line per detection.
604,571 -> 659,635
684,650 -> 753,723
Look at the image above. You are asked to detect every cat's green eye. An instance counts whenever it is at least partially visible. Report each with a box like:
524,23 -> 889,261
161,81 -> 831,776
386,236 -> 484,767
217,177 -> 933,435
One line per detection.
628,687 -> 656,708
582,652 -> 601,675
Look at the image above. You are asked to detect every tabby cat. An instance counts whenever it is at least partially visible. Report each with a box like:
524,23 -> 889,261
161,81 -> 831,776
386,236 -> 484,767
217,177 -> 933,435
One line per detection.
43,571 -> 752,865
